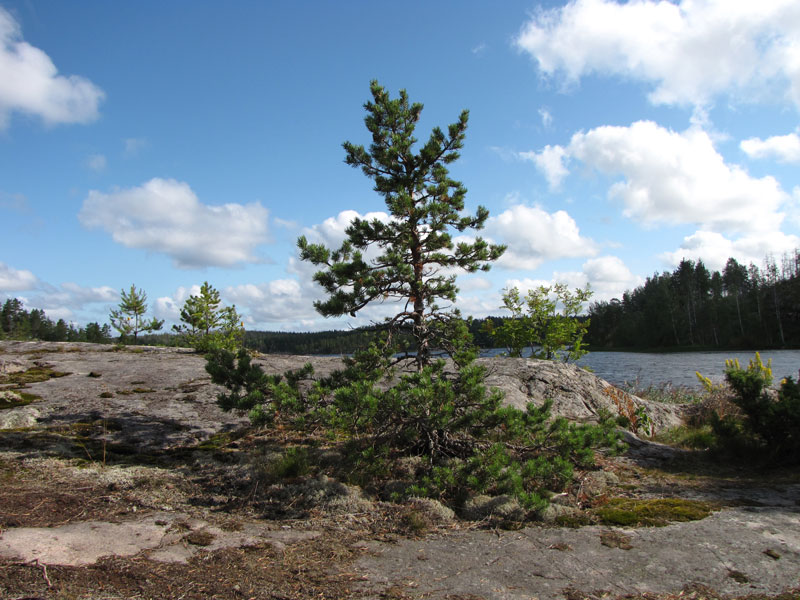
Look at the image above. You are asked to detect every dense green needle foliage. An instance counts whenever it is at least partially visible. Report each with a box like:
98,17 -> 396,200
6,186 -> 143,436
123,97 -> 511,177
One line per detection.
206,335 -> 624,512
710,354 -> 800,464
173,281 -> 243,352
109,284 -> 163,342
206,82 -> 624,516
297,80 -> 504,370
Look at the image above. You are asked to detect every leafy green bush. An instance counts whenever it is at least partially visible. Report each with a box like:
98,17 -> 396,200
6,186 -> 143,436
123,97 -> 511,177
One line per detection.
486,284 -> 592,362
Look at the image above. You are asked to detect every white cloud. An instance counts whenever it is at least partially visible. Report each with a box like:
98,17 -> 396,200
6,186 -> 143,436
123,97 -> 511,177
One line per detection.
515,0 -> 800,108
225,280 -> 314,326
458,276 -> 492,292
486,204 -> 598,269
274,217 -> 298,229
123,137 -> 147,157
154,284 -> 204,322
301,209 -> 390,249
472,42 -> 487,56
660,229 -> 800,272
85,153 -> 107,172
533,121 -> 788,234
519,144 -> 569,189
0,262 -> 37,291
504,255 -> 642,304
79,178 -> 271,269
741,132 -> 800,163
579,255 -> 644,301
0,6 -> 104,128
538,106 -> 553,128
58,282 -> 117,304
8,280 -> 120,323
792,187 -> 800,227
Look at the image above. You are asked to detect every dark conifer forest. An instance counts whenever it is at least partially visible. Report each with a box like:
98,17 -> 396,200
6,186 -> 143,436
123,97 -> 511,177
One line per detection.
585,252 -> 800,350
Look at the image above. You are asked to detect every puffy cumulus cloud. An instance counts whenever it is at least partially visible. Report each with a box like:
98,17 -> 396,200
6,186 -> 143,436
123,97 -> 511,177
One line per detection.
519,145 -> 568,189
503,256 -> 642,304
0,262 -> 37,291
0,7 -> 104,128
58,282 -> 117,305
453,292 -> 505,320
79,178 -> 271,269
226,275 -> 409,331
741,132 -> 800,163
515,0 -> 800,108
458,276 -> 493,292
533,121 -> 788,234
660,229 -> 800,272
301,209 -> 390,249
16,281 -> 119,322
153,284 -> 204,322
224,279 -> 318,328
578,255 -> 644,301
486,204 -> 598,270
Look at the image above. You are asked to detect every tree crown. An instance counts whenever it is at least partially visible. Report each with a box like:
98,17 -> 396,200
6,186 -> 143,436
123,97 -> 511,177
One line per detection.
297,81 -> 504,367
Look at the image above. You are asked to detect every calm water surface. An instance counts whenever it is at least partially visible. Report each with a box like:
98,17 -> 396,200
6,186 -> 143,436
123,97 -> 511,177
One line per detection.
482,348 -> 800,388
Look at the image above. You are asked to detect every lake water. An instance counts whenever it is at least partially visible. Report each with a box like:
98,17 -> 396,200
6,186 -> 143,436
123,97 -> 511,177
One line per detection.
481,348 -> 800,389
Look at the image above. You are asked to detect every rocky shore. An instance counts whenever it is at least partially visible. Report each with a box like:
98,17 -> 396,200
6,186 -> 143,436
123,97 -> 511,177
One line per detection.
1,340 -> 798,600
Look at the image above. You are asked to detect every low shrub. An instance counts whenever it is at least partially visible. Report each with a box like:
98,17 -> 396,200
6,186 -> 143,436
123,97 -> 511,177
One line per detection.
697,353 -> 800,465
206,333 -> 625,517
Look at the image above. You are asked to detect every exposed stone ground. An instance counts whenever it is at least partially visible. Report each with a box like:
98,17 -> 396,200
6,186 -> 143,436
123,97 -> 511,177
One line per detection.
1,341 -> 798,600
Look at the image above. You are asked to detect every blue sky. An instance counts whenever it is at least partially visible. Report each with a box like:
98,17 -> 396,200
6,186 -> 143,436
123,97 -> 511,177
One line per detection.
1,0 -> 799,332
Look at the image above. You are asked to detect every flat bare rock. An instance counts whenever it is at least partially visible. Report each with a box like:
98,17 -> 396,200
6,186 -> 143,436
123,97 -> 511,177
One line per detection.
356,508 -> 800,599
0,342 -> 682,449
0,511 -> 319,566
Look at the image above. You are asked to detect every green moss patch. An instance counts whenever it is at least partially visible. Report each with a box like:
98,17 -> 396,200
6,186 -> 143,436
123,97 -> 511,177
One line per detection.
0,391 -> 40,409
593,497 -> 714,527
0,366 -> 70,387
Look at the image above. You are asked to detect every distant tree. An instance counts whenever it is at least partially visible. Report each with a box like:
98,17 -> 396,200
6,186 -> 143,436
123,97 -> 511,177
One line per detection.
763,255 -> 786,346
109,285 -> 164,342
723,258 -> 748,339
173,282 -> 243,352
85,322 -> 111,343
1,298 -> 24,337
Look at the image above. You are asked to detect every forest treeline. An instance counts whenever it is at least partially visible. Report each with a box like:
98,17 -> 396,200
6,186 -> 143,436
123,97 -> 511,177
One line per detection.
586,252 -> 800,350
3,250 -> 797,353
0,298 -> 111,343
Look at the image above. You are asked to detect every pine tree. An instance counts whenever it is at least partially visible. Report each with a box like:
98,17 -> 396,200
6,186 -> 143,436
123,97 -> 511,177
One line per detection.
109,284 -> 164,342
208,82 -> 622,514
298,80 -> 505,370
173,281 -> 242,352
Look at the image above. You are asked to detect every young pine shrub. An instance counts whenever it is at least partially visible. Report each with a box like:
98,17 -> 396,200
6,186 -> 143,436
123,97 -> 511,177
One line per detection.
711,354 -> 800,464
206,332 -> 625,517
